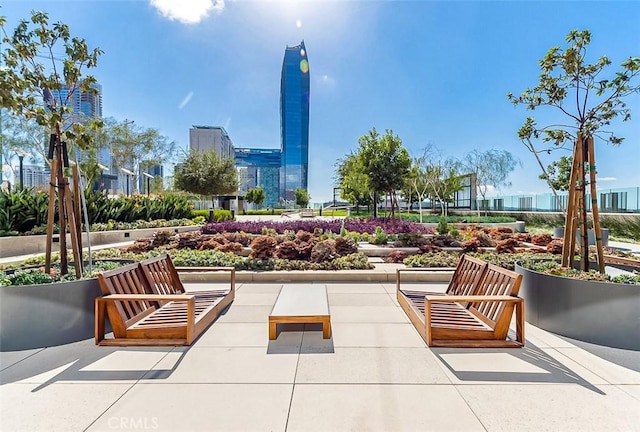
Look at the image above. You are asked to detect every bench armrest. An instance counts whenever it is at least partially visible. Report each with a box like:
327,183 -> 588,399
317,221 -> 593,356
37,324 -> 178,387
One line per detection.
424,295 -> 522,303
98,294 -> 195,302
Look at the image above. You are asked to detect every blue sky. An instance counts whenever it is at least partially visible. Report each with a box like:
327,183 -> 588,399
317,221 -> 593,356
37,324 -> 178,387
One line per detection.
2,0 -> 639,203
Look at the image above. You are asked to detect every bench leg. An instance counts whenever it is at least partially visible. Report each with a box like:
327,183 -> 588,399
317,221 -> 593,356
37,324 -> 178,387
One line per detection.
322,319 -> 331,339
269,321 -> 277,340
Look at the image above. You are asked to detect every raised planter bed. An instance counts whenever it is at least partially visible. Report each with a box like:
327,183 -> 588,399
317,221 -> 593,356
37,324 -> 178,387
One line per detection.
0,225 -> 201,259
515,262 -> 640,351
0,277 -> 103,351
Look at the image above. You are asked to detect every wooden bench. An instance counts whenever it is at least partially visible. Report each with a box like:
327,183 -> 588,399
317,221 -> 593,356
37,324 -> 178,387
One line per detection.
299,209 -> 316,218
397,257 -> 525,348
95,256 -> 234,346
140,254 -> 235,298
396,255 -> 487,299
269,284 -> 331,340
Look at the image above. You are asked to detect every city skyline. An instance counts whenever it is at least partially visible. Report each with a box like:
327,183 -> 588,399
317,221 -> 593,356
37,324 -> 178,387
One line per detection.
1,1 -> 639,203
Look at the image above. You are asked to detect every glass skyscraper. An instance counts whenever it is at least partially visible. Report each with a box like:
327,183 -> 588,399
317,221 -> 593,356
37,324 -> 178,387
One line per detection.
280,40 -> 310,202
235,148 -> 282,209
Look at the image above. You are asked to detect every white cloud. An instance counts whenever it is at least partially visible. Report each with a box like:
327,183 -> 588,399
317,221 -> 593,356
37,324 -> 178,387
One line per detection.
598,176 -> 617,182
150,0 -> 225,24
178,91 -> 194,109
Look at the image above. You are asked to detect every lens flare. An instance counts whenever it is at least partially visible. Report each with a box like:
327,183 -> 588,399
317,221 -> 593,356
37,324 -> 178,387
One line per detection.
300,59 -> 309,73
296,19 -> 302,28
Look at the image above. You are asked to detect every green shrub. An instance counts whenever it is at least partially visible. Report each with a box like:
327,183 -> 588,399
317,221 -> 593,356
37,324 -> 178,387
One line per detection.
437,216 -> 449,235
404,252 -> 461,268
369,226 -> 388,245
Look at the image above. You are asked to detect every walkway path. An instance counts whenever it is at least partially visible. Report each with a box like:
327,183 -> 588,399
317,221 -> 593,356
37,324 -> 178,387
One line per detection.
2,280 -> 639,432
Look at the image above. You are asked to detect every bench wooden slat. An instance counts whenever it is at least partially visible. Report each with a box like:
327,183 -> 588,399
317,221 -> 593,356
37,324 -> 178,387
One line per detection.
397,256 -> 525,348
95,254 -> 234,346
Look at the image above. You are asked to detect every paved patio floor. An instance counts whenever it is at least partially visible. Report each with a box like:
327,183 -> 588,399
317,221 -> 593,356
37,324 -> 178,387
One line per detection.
2,281 -> 639,432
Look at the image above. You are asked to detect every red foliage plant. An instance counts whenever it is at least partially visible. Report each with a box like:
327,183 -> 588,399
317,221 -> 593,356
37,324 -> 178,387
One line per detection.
531,233 -> 553,246
384,250 -> 408,263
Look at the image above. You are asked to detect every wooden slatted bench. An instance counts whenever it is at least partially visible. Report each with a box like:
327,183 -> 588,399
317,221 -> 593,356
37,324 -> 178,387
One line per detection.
269,284 -> 331,340
398,257 -> 525,348
299,209 -> 316,218
95,256 -> 234,346
140,254 -> 235,298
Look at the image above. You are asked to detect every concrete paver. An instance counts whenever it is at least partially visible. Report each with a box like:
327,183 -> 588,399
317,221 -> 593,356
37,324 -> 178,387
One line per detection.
287,384 -> 486,432
85,383 -> 293,432
1,281 -> 639,431
457,383 -> 640,432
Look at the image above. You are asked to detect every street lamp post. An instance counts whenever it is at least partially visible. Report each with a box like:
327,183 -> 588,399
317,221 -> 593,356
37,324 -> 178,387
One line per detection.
18,155 -> 24,190
120,167 -> 134,196
142,172 -> 153,196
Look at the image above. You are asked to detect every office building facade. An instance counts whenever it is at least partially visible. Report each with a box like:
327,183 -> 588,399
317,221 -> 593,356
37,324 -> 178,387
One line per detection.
189,126 -> 235,160
280,40 -> 310,202
234,148 -> 282,208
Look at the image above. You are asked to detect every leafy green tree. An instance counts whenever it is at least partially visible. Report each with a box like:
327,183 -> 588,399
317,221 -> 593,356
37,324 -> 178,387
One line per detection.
540,155 -> 572,192
173,150 -> 238,209
357,128 -> 410,218
335,152 -> 372,212
424,163 -> 464,217
0,11 -> 103,274
404,149 -> 432,222
458,149 -> 519,215
508,29 -> 640,271
295,187 -> 310,208
95,117 -> 177,194
245,186 -> 265,209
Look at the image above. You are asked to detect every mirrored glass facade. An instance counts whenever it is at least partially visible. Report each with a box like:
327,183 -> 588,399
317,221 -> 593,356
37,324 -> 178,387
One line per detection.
280,40 -> 310,202
235,148 -> 282,208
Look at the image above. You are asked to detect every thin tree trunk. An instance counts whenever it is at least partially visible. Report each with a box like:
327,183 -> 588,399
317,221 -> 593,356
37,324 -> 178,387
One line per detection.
587,136 -> 605,273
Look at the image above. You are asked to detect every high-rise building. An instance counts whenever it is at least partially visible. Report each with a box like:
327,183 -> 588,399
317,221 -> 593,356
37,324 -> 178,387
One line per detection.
49,81 -> 117,192
189,126 -> 235,160
280,40 -> 310,202
51,80 -> 103,119
234,148 -> 282,208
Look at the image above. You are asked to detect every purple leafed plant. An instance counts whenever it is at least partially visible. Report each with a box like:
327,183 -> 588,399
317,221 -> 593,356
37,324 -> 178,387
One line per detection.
202,218 -> 432,235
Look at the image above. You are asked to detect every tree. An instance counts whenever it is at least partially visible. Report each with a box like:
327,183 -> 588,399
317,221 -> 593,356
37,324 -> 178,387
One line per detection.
0,11 -> 103,275
295,187 -> 310,208
174,150 -> 238,209
424,162 -> 464,218
95,117 -> 177,195
357,128 -> 410,219
458,149 -> 519,215
245,186 -> 265,209
404,148 -> 433,222
540,155 -> 572,192
335,152 -> 372,212
508,29 -> 640,271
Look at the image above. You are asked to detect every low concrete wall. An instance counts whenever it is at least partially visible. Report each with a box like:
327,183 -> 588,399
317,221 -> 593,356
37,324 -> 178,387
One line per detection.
0,226 -> 201,258
421,221 -> 526,233
0,278 -> 104,351
515,263 -> 640,351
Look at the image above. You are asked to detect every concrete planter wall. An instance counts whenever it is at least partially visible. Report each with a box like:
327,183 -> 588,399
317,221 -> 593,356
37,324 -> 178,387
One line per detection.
421,221 -> 526,233
515,263 -> 640,351
0,278 -> 103,351
0,225 -> 201,259
551,227 -> 609,247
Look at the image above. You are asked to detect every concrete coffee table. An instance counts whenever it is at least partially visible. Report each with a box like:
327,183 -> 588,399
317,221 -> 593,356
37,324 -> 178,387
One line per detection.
269,284 -> 331,340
